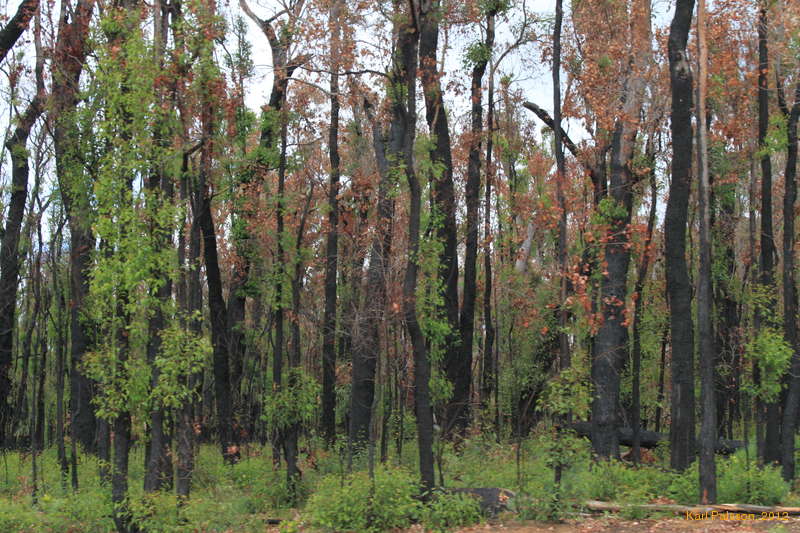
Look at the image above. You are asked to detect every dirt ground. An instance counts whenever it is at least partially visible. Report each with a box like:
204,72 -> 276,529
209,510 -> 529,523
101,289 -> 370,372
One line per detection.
449,517 -> 800,532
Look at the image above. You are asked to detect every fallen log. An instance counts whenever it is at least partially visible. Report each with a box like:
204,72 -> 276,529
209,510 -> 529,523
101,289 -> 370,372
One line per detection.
570,422 -> 744,454
584,500 -> 800,516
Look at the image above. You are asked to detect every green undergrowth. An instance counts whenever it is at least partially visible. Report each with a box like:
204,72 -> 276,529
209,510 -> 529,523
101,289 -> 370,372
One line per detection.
0,434 -> 796,531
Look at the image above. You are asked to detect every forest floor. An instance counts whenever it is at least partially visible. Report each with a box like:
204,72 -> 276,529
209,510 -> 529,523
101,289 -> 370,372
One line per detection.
4,435 -> 800,531
450,517 -> 800,532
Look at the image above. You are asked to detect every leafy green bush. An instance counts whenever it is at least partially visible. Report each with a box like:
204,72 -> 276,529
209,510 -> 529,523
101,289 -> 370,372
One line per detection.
128,492 -> 182,532
669,454 -> 789,505
0,499 -> 46,532
305,466 -> 420,532
419,490 -> 482,532
574,460 -> 673,503
719,454 -> 789,505
39,488 -> 114,531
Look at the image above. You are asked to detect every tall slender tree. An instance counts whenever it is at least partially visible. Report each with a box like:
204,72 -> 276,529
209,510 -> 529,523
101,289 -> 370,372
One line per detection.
666,0 -> 696,472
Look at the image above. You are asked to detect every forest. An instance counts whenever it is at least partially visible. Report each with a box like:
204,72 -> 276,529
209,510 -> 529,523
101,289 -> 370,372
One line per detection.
0,0 -> 800,530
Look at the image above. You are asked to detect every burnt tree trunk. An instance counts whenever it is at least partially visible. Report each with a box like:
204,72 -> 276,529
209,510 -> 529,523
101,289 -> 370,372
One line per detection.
321,0 -> 342,444
666,0 -> 696,472
778,80 -> 800,480
631,148 -> 657,463
0,90 -> 42,446
418,1 -> 461,435
758,2 -> 780,466
481,71 -> 496,408
393,0 -> 435,493
590,0 -> 649,460
197,72 -> 236,464
350,99 -> 393,450
697,0 -> 717,501
52,0 -> 97,455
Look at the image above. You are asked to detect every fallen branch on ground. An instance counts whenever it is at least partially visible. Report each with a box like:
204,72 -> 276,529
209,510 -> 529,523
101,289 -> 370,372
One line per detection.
584,500 -> 800,516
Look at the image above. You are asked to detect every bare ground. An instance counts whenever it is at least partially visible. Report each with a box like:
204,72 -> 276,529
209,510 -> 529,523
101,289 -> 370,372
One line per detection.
448,517 -> 800,532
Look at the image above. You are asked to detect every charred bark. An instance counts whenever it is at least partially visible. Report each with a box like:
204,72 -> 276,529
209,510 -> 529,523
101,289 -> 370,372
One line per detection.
666,0 -> 696,472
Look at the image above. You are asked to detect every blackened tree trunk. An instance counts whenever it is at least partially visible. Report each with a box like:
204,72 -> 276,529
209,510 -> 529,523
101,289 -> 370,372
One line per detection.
177,150 -> 203,500
239,3 -> 306,458
51,0 -> 97,455
697,0 -> 716,501
631,149 -> 657,464
143,171 -> 174,493
481,71 -> 496,408
666,0 -> 696,472
392,0 -> 434,493
350,99 -> 394,450
144,12 -> 174,488
779,80 -> 800,480
417,0 -> 461,436
112,320 -> 134,533
0,91 -> 43,446
272,114 -> 286,466
53,25 -> 97,461
452,5 -> 497,435
552,0 -> 569,377
286,185 -> 313,493
52,234 -> 69,488
197,77 -> 236,464
321,0 -> 342,444
758,2 -> 781,466
590,0 -> 649,460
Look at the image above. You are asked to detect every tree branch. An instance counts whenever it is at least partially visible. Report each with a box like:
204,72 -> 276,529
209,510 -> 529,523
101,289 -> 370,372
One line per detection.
0,0 -> 39,64
522,101 -> 580,159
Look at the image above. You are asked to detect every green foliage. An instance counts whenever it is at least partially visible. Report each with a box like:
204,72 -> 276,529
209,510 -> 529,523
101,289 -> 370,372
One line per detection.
576,460 -> 673,503
594,197 -> 629,224
744,328 -> 793,402
537,365 -> 592,419
419,491 -> 482,532
669,454 -> 790,505
757,113 -> 789,157
597,54 -> 613,70
262,368 -> 321,432
464,42 -> 492,68
305,466 -> 420,532
479,0 -> 512,15
231,457 -> 303,512
151,321 -> 209,409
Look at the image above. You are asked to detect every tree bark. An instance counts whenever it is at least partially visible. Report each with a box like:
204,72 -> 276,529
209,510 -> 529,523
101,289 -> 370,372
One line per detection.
350,98 -> 394,450
391,0 -> 434,492
321,0 -> 342,444
631,149 -> 657,464
696,0 -> 716,501
666,0 -> 696,472
0,0 -> 39,64
590,0 -> 650,460
758,1 -> 781,466
417,1 -> 461,436
481,70 -> 496,408
0,90 -> 42,446
51,0 -> 97,455
197,77 -> 236,464
778,80 -> 800,480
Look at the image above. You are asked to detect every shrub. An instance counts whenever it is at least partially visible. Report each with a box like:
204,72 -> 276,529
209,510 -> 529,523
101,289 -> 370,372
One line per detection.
419,490 -> 482,532
0,499 -> 45,532
669,454 -> 789,505
575,460 -> 672,503
305,465 -> 420,532
718,454 -> 789,505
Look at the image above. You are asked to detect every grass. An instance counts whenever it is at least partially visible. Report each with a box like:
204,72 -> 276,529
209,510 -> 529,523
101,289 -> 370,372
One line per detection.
0,431 -> 796,531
